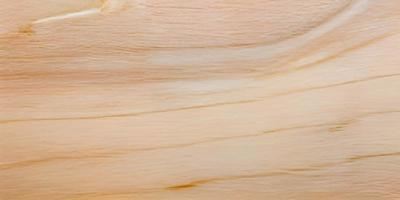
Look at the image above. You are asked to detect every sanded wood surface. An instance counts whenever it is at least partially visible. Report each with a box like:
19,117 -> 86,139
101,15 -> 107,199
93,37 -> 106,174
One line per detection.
1,0 -> 400,199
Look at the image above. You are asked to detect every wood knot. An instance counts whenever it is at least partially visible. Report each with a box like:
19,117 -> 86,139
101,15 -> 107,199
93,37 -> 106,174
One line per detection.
18,25 -> 35,35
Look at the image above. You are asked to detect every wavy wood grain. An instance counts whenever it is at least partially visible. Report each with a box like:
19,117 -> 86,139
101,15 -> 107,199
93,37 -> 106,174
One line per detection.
1,0 -> 400,199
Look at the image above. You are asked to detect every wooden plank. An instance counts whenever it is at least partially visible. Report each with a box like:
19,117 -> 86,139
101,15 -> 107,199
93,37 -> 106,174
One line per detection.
1,0 -> 400,199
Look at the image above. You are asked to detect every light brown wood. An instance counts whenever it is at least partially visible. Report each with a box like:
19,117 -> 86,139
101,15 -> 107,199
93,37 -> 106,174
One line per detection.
1,0 -> 400,199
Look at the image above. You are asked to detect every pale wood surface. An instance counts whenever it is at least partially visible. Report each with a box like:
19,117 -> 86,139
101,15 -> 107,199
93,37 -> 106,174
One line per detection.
1,0 -> 400,199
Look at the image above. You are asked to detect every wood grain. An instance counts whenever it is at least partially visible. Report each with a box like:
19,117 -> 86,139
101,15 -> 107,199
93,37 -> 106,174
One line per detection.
1,0 -> 400,199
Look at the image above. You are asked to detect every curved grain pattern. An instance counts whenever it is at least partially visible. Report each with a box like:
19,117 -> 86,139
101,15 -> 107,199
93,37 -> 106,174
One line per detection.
1,0 -> 400,199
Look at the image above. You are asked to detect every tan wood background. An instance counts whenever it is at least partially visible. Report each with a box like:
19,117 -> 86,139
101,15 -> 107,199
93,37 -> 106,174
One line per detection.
1,0 -> 400,199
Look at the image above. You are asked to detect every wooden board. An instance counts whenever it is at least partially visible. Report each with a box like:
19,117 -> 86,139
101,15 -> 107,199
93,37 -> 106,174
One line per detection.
1,0 -> 400,199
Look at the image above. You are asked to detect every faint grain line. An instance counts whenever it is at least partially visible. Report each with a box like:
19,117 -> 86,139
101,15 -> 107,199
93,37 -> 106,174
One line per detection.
109,0 -> 352,50
0,153 -> 120,170
166,171 -> 290,190
0,122 -> 330,170
348,152 -> 400,162
149,0 -> 370,65
2,110 -> 399,170
259,32 -> 398,78
260,73 -> 400,99
62,150 -> 400,198
2,73 -> 400,125
0,100 -> 258,124
166,151 -> 400,190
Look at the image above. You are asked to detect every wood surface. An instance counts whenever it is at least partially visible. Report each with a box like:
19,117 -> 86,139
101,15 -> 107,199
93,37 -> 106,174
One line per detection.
1,0 -> 400,199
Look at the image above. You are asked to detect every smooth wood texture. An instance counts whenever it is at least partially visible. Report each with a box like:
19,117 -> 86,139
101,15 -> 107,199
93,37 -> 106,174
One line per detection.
1,0 -> 400,199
